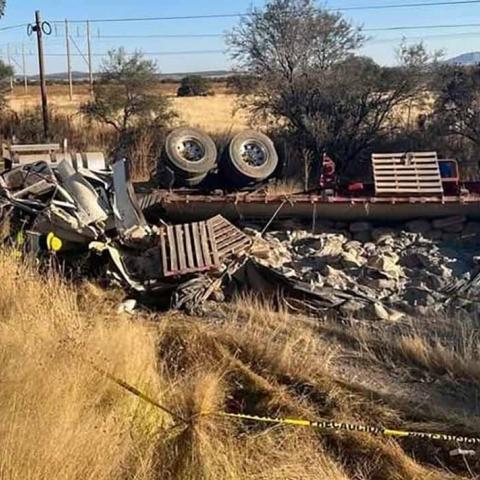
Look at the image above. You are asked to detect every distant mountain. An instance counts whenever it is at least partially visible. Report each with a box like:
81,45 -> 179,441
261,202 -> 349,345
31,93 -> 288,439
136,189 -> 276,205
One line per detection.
446,52 -> 480,66
17,69 -> 232,82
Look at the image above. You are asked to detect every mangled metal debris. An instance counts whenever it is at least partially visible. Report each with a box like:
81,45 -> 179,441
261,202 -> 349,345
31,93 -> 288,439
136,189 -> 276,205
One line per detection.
2,141 -> 108,171
1,152 -> 480,318
0,157 -> 253,309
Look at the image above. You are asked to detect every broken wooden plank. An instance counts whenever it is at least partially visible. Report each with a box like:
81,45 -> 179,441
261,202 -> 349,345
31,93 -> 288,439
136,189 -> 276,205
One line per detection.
192,222 -> 205,269
166,226 -> 178,273
175,225 -> 187,272
184,223 -> 195,270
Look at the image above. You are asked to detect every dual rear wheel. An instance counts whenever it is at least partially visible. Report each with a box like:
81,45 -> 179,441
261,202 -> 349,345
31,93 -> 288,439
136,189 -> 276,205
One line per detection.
161,127 -> 278,188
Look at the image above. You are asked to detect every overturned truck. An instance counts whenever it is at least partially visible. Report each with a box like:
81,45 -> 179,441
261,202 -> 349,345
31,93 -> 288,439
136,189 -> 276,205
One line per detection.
2,140 -> 480,318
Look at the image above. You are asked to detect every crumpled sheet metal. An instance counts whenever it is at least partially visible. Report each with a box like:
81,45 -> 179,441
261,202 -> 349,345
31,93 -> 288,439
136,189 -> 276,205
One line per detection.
56,160 -> 109,226
233,259 -> 403,319
112,159 -> 149,237
89,241 -> 147,292
0,158 -> 131,247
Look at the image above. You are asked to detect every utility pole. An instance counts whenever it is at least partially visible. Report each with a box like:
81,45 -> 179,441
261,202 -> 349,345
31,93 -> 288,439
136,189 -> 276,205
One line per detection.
22,43 -> 27,94
33,10 -> 49,139
65,19 -> 73,100
6,43 -> 13,92
86,20 -> 93,95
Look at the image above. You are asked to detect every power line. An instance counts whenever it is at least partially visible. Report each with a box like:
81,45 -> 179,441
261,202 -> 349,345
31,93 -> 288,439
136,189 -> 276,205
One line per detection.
99,33 -> 224,38
53,13 -> 245,24
366,30 -> 480,44
16,29 -> 480,55
365,22 -> 480,32
73,23 -> 480,36
49,1 -> 480,24
39,21 -> 480,40
22,49 -> 226,57
0,23 -> 28,32
50,33 -> 225,39
338,0 -> 480,10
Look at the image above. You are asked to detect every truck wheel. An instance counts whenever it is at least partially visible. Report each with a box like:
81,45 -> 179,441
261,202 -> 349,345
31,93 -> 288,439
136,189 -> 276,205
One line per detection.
164,127 -> 217,176
183,172 -> 208,187
225,130 -> 278,185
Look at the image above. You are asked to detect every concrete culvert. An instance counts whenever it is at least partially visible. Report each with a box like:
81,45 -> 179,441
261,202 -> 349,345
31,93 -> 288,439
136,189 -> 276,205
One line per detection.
163,127 -> 217,186
224,130 -> 278,187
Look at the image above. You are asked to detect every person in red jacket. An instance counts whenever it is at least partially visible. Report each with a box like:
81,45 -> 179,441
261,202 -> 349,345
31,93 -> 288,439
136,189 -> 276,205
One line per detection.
319,153 -> 336,190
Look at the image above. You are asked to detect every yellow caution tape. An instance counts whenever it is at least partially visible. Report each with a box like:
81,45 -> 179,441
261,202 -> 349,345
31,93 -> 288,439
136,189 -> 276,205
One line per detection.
46,232 -> 63,252
220,412 -> 480,445
90,363 -> 187,424
94,365 -> 480,446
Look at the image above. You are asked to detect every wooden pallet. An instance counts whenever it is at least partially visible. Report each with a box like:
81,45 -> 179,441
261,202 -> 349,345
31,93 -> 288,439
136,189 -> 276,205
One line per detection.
372,152 -> 443,195
159,221 -> 219,277
158,215 -> 252,277
208,215 -> 252,258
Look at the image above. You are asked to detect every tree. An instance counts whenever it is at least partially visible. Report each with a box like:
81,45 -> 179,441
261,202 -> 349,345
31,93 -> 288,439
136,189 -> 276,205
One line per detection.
81,48 -> 175,135
278,57 -> 418,173
228,0 -> 364,82
227,0 -> 418,175
0,1 -> 12,109
397,40 -> 443,70
0,60 -> 12,107
396,40 -> 444,130
431,65 -> 480,148
226,74 -> 258,95
177,75 -> 212,97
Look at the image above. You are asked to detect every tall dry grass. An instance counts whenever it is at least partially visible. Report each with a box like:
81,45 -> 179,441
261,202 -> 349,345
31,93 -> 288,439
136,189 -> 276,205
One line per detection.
0,252 -> 164,480
0,252 -> 473,479
8,85 -> 249,133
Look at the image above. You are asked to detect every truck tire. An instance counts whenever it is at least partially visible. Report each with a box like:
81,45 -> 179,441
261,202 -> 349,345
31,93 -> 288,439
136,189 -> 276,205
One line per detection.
183,172 -> 208,187
225,130 -> 278,186
164,127 -> 217,176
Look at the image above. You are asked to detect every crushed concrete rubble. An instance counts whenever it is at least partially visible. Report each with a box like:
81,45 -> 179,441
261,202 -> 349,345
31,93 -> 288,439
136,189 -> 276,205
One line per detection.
1,160 -> 480,318
250,217 -> 480,317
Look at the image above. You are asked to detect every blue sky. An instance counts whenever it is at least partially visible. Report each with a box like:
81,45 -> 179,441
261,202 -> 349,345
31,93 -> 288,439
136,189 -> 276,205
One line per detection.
0,0 -> 479,75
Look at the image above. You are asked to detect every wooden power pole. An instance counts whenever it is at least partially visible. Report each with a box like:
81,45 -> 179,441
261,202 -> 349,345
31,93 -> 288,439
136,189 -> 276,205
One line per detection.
6,43 -> 13,92
86,20 -> 93,95
33,10 -> 49,139
65,19 -> 73,100
22,43 -> 27,94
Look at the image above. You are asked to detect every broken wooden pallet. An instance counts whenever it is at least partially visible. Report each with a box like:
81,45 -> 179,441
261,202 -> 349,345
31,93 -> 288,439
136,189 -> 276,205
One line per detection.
372,152 -> 443,196
158,215 -> 252,277
208,214 -> 253,259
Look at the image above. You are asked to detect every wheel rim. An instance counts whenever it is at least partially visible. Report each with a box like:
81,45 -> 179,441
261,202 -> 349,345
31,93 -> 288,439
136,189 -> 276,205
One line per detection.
175,137 -> 205,162
239,140 -> 267,168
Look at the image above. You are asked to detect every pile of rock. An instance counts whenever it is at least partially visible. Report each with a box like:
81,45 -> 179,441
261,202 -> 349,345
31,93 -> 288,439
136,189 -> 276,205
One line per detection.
252,216 -> 480,317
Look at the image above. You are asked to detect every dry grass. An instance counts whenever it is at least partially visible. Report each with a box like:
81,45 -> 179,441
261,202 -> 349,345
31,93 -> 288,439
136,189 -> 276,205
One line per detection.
265,179 -> 306,196
318,314 -> 480,385
0,252 -> 476,479
7,84 -> 249,133
0,253 -> 164,480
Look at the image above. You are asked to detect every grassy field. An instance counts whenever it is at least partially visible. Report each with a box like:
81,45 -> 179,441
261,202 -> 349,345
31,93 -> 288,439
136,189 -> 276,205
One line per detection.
7,83 -> 250,133
0,251 -> 478,479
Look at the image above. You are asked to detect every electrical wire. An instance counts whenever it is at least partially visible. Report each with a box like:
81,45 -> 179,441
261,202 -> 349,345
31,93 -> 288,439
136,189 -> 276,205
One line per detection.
0,23 -> 28,32
366,30 -> 480,44
366,22 -> 480,32
50,1 -> 480,24
46,24 -> 480,38
21,49 -> 226,57
338,0 -> 480,11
